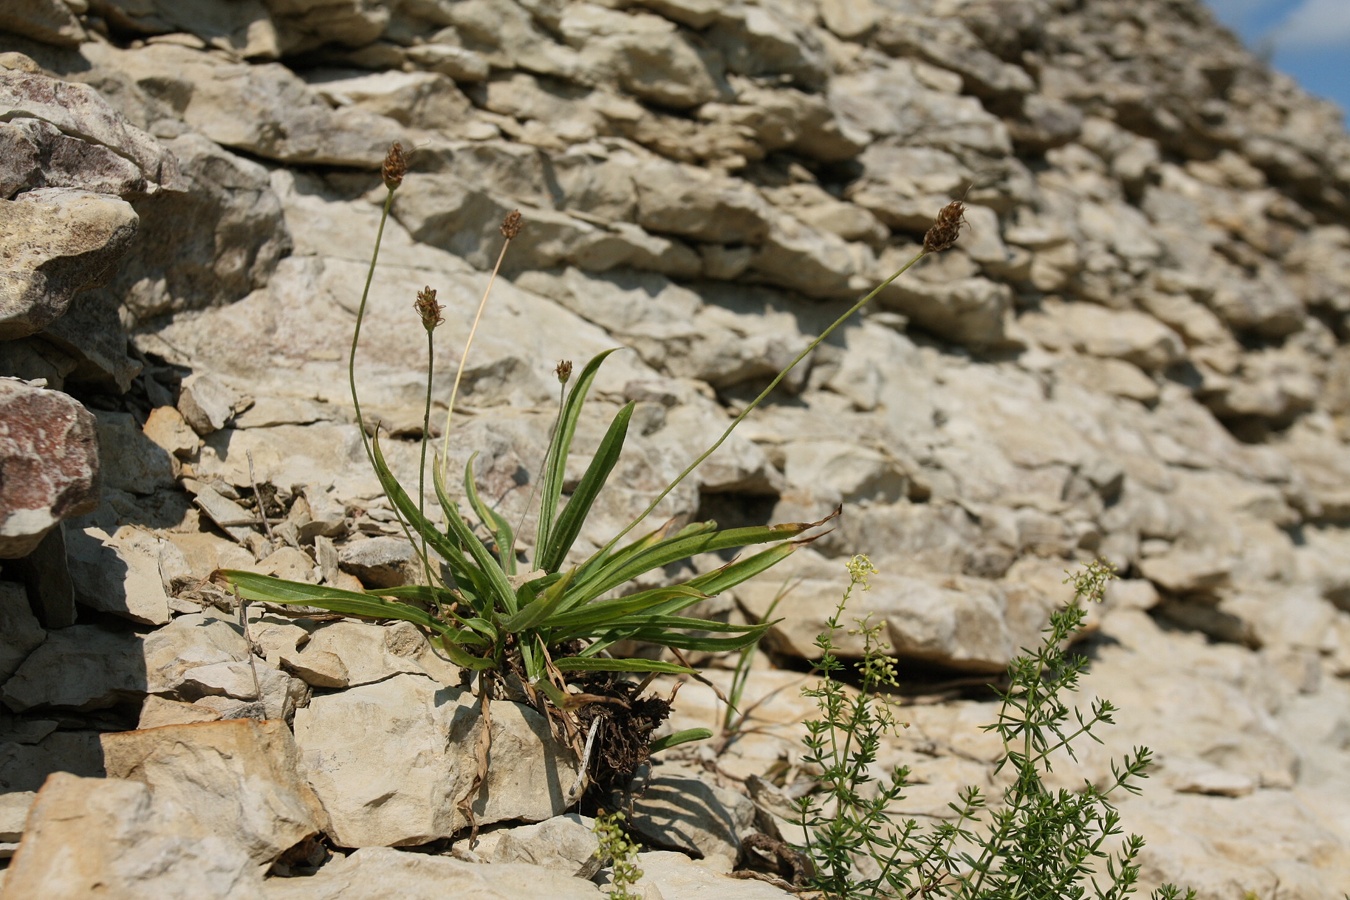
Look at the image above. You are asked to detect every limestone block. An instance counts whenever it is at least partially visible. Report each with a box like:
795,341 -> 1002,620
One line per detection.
261,847 -> 606,899
293,675 -> 580,846
1,626 -> 145,713
0,190 -> 138,340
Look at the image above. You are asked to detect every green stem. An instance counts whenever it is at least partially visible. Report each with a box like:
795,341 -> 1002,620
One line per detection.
349,189 -> 395,471
596,250 -> 927,558
418,326 -> 437,596
350,186 -> 435,582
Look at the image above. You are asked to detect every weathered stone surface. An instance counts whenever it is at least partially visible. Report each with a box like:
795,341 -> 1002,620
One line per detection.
293,675 -> 580,847
626,766 -> 755,874
738,551 -> 1016,673
0,190 -> 138,340
1021,299 -> 1185,374
488,813 -> 597,869
66,525 -> 173,625
336,535 -> 419,588
84,42 -> 407,168
0,725 -> 105,793
267,0 -> 390,55
1,626 -> 145,712
0,580 -> 44,681
561,4 -> 725,110
4,773 -> 269,899
102,719 -> 329,865
143,612 -> 249,693
0,1 -> 85,47
305,68 -> 473,130
634,850 -> 796,899
0,789 -> 35,851
3,0 -> 1350,893
261,847 -> 605,899
95,0 -> 278,58
280,619 -> 459,689
0,381 -> 100,558
111,132 -> 291,323
0,68 -> 180,196
178,372 -> 242,436
91,409 -> 176,496
877,271 -> 1012,349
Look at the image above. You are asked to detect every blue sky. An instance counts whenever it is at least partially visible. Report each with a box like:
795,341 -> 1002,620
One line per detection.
1203,0 -> 1350,118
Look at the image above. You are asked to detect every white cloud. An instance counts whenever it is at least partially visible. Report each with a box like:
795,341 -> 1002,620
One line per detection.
1273,0 -> 1350,49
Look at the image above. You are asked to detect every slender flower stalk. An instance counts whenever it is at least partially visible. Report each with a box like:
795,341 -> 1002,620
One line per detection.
596,247 -> 928,558
439,210 -> 524,482
350,142 -> 406,472
414,285 -> 445,589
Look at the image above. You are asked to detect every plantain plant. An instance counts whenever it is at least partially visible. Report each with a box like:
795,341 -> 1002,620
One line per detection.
217,142 -> 961,746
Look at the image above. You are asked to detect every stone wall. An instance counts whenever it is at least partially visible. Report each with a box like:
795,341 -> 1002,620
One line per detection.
2,0 -> 1350,895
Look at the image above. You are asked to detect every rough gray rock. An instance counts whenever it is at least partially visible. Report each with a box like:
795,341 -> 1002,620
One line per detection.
3,0 -> 1350,894
0,380 -> 99,558
0,190 -> 138,341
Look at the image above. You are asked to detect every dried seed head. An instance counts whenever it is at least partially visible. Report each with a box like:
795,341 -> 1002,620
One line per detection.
382,142 -> 407,191
501,209 -> 524,240
555,359 -> 573,384
923,199 -> 968,253
414,285 -> 443,332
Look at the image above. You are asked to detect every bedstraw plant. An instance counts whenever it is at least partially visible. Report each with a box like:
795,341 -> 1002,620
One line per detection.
792,558 -> 1196,900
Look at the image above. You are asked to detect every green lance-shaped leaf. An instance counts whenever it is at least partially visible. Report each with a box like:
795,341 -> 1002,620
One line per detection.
463,452 -> 517,576
432,458 -> 518,616
564,514 -> 832,612
649,728 -> 713,754
501,568 -> 576,634
537,400 -> 634,574
369,433 -> 487,605
432,635 -> 496,670
541,583 -> 709,634
536,348 -> 624,564
218,570 -> 455,636
570,519 -> 716,593
551,656 -> 694,675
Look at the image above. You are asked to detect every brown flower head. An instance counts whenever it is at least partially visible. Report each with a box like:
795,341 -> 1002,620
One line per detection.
555,359 -> 573,384
501,209 -> 524,240
414,285 -> 443,332
382,142 -> 407,191
923,199 -> 968,253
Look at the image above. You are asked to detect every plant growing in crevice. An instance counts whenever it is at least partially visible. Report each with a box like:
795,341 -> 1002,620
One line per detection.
217,142 -> 966,791
593,809 -> 644,899
792,558 -> 1196,900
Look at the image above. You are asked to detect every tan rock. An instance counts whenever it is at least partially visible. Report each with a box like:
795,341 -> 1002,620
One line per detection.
103,718 -> 328,852
261,846 -> 606,899
293,675 -> 580,846
4,773 -> 267,898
